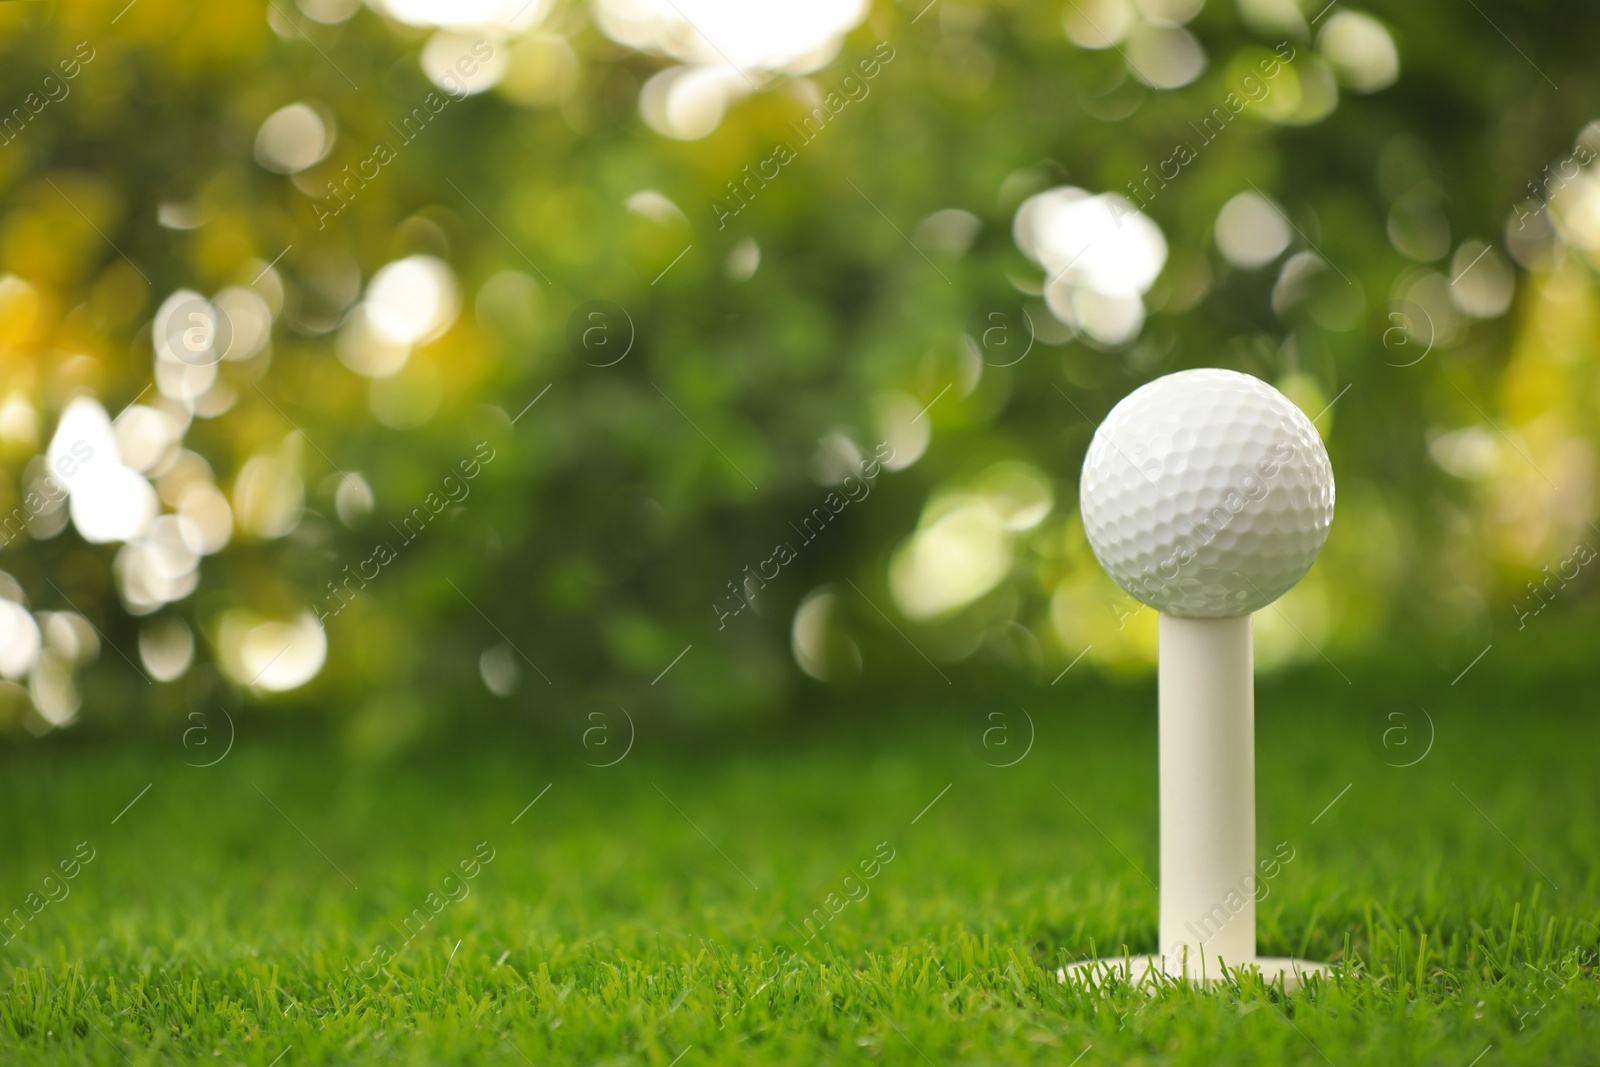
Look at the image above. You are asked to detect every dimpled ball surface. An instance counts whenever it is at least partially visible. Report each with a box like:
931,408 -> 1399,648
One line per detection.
1079,368 -> 1334,617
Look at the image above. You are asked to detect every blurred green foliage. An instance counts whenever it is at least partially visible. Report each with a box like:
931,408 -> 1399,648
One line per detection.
1,0 -> 1598,738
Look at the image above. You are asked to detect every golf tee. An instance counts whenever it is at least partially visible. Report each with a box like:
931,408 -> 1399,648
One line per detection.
1158,612 -> 1256,973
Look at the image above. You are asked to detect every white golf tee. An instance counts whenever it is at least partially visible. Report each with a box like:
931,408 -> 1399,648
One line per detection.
1061,610 -> 1327,987
1159,612 -> 1254,971
1068,368 -> 1337,989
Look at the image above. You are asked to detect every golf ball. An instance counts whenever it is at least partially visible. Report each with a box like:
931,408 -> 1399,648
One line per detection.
1079,368 -> 1334,617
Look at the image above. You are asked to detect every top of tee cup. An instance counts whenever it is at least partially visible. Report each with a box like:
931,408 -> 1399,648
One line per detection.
1078,368 -> 1335,617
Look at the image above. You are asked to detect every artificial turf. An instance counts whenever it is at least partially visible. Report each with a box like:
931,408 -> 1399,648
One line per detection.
0,675 -> 1595,1065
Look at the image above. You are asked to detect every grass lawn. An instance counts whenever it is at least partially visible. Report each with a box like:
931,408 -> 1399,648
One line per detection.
0,676 -> 1595,1064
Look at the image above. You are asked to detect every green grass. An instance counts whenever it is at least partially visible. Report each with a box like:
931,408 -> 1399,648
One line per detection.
0,678 -> 1596,1065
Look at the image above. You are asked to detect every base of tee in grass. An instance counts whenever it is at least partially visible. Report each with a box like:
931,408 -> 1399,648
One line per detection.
1059,954 -> 1329,992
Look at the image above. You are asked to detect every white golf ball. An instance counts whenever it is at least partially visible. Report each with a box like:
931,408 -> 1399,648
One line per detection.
1079,368 -> 1334,617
